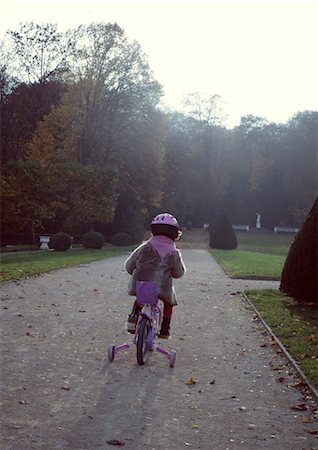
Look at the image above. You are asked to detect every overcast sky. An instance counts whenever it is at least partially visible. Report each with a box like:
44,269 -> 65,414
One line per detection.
1,0 -> 317,127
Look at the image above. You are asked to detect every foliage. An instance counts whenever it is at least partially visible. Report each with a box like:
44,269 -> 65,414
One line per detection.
49,232 -> 72,251
111,232 -> 132,246
60,164 -> 118,230
0,161 -> 67,234
280,197 -> 318,304
209,213 -> 237,250
0,247 -> 132,282
1,21 -> 317,241
1,81 -> 65,164
82,231 -> 105,249
245,289 -> 318,387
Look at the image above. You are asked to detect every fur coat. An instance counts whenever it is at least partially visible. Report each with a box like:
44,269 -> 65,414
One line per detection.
125,235 -> 186,305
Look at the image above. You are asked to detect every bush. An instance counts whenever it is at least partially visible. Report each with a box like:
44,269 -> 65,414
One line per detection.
209,213 -> 237,250
111,232 -> 132,246
49,232 -> 72,251
82,231 -> 105,249
280,197 -> 317,304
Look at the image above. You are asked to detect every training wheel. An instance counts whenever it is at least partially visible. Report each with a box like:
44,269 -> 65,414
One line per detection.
169,350 -> 176,367
108,344 -> 115,362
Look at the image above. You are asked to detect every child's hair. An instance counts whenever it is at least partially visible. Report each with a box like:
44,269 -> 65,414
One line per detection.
151,223 -> 179,241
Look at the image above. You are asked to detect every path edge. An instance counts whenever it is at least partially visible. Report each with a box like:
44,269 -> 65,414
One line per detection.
242,292 -> 318,404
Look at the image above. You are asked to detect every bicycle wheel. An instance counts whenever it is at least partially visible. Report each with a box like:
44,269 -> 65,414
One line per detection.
169,350 -> 176,368
108,344 -> 115,362
136,317 -> 150,365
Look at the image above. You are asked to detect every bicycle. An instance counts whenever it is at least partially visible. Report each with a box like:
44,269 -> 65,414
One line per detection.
108,281 -> 176,367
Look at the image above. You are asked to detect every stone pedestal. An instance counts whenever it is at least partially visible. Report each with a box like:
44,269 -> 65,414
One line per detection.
39,235 -> 50,251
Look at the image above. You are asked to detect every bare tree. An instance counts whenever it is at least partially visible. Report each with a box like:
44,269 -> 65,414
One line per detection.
7,22 -> 72,83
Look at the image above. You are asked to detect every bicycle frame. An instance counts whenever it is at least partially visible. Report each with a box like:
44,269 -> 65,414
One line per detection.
108,281 -> 176,366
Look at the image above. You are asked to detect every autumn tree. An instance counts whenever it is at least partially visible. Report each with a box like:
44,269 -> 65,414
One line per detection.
1,81 -> 65,163
25,22 -> 163,237
0,161 -> 68,243
180,93 -> 231,224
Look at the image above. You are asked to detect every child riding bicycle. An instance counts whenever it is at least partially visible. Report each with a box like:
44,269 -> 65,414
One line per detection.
125,213 -> 186,338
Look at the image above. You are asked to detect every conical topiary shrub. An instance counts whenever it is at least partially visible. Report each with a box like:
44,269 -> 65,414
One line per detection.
280,197 -> 318,305
209,213 -> 237,250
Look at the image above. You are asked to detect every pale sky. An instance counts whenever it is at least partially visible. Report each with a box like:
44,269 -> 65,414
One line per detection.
1,0 -> 317,127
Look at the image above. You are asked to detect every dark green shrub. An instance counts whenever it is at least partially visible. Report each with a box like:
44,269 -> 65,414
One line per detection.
280,197 -> 317,305
111,232 -> 132,246
82,231 -> 105,249
209,213 -> 237,250
49,232 -> 72,251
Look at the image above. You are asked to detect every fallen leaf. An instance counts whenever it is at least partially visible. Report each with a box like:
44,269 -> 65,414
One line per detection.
18,400 -> 28,405
292,381 -> 307,390
302,417 -> 311,423
192,424 -> 200,429
290,403 -> 307,411
106,439 -> 125,446
209,380 -> 215,385
61,386 -> 70,391
185,377 -> 197,385
305,430 -> 318,435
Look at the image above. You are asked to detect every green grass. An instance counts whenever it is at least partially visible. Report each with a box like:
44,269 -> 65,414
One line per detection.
212,250 -> 286,279
234,232 -> 294,255
246,289 -> 318,387
211,232 -> 295,279
0,246 -> 133,282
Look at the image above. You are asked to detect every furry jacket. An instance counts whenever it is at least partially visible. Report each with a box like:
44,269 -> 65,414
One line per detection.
125,235 -> 186,305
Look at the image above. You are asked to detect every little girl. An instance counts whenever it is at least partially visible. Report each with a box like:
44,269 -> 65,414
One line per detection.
125,213 -> 186,338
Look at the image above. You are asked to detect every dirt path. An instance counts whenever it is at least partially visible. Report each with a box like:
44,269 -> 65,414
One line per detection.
1,236 -> 317,449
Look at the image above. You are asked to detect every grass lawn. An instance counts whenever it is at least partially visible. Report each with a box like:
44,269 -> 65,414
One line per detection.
0,246 -> 133,282
246,289 -> 318,388
211,232 -> 295,279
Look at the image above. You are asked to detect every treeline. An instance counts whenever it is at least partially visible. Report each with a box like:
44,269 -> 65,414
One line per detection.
1,22 -> 317,244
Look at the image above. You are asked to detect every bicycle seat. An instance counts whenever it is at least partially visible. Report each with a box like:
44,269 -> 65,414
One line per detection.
136,281 -> 158,306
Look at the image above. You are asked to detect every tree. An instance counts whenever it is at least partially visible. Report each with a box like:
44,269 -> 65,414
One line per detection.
7,22 -> 71,83
279,111 -> 318,224
1,81 -> 65,163
183,92 -> 227,127
0,161 -> 68,243
181,95 -> 231,225
280,197 -> 318,305
209,213 -> 237,250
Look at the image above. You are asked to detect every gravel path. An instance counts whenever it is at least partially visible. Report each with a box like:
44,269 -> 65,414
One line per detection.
0,247 -> 317,449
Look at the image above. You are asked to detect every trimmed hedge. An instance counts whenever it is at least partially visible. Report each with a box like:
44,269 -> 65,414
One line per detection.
111,232 -> 132,246
82,231 -> 105,249
280,197 -> 318,304
49,232 -> 72,251
209,213 -> 237,250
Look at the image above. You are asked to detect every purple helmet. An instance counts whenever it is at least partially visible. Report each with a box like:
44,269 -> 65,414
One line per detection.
151,213 -> 180,230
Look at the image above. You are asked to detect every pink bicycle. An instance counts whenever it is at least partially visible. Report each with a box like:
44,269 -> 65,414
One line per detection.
108,281 -> 176,367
